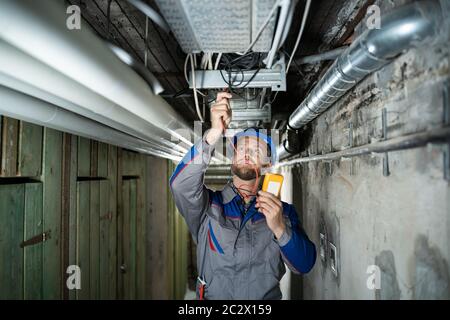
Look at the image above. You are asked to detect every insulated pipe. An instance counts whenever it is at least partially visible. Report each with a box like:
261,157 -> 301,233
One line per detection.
266,0 -> 292,68
0,0 -> 195,148
259,0 -> 292,108
0,85 -> 182,161
275,126 -> 450,168
107,42 -> 165,95
295,46 -> 349,65
0,73 -> 182,159
278,0 -> 449,160
0,41 -> 187,157
278,0 -> 298,51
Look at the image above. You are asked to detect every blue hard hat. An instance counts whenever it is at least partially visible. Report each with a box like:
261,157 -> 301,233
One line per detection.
230,127 -> 277,164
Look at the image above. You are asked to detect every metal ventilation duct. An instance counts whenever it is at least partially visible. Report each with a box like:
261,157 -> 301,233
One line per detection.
278,0 -> 449,160
154,0 -> 278,53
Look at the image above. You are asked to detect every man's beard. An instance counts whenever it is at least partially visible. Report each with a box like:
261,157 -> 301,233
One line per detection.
231,164 -> 260,180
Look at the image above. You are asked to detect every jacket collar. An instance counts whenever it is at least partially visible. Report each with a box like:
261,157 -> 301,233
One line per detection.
221,181 -> 239,204
221,180 -> 258,206
221,175 -> 267,204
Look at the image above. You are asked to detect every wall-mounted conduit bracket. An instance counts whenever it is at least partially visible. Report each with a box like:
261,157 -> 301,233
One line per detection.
341,156 -> 354,176
329,133 -> 333,154
347,122 -> 353,149
347,122 -> 354,175
323,134 -> 334,176
323,160 -> 333,176
443,80 -> 450,181
382,108 -> 390,177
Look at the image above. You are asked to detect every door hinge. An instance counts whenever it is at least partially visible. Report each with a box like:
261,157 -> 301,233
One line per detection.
20,230 -> 51,248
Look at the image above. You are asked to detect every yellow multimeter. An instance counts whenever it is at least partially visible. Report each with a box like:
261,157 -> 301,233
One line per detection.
262,173 -> 284,197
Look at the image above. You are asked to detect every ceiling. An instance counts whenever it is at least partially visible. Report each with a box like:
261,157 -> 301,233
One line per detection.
68,0 -> 373,129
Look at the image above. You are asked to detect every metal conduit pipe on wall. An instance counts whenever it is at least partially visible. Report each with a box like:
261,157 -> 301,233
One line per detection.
295,46 -> 349,65
277,0 -> 450,160
0,85 -> 183,161
0,0 -> 196,153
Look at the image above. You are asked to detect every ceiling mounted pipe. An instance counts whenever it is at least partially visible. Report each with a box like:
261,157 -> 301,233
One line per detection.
278,0 -> 449,160
265,0 -> 292,68
0,85 -> 182,161
107,42 -> 165,95
0,0 -> 195,149
294,46 -> 349,65
0,73 -> 184,159
0,41 -> 187,157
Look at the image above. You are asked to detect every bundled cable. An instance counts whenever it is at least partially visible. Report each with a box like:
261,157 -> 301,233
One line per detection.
218,52 -> 264,101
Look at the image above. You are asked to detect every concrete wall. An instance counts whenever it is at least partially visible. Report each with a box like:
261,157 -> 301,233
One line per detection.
290,0 -> 450,300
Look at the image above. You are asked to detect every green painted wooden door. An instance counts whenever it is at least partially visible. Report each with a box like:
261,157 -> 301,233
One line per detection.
120,178 -> 138,299
0,182 -> 43,299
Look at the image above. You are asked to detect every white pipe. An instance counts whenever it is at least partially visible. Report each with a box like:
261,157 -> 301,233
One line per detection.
278,0 -> 297,51
266,0 -> 292,68
0,73 -> 185,158
190,54 -> 204,122
0,41 -> 187,156
107,42 -> 164,95
0,0 -> 195,147
0,85 -> 182,161
214,53 -> 222,70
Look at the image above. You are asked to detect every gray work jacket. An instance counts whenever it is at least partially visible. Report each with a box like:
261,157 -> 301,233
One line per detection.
169,136 -> 316,300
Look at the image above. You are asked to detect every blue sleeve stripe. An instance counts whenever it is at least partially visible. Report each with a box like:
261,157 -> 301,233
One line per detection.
169,145 -> 199,187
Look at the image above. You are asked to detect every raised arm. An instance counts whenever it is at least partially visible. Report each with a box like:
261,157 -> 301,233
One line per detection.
169,92 -> 232,241
169,136 -> 214,242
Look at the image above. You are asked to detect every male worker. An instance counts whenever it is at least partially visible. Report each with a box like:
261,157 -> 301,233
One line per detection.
170,92 -> 316,300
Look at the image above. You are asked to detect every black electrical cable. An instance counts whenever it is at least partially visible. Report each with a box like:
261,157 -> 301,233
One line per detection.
107,0 -> 113,40
216,52 -> 264,101
219,69 -> 261,101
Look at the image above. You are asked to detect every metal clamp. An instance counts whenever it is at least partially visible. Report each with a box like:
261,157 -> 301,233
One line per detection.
443,80 -> 450,181
382,108 -> 390,177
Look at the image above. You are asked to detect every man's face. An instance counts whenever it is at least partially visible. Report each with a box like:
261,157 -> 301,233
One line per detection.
231,136 -> 271,180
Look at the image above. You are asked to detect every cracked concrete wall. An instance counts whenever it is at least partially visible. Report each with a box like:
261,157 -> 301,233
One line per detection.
290,0 -> 450,300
